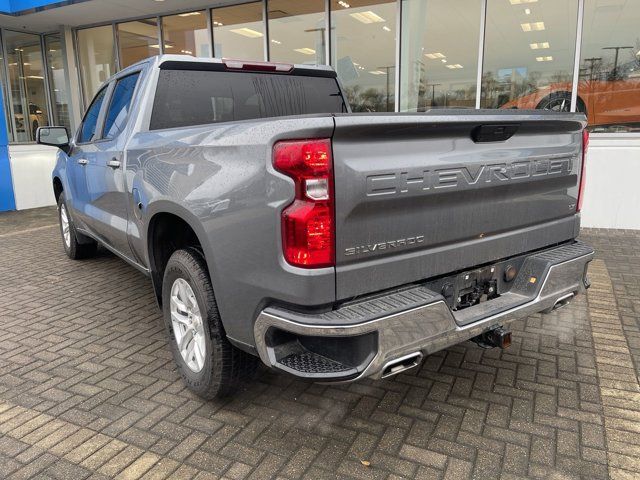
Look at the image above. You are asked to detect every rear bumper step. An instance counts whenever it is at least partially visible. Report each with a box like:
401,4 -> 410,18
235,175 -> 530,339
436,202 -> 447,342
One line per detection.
254,241 -> 594,381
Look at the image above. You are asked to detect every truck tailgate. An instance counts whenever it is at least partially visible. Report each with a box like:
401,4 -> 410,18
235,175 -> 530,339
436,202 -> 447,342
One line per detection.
332,111 -> 586,300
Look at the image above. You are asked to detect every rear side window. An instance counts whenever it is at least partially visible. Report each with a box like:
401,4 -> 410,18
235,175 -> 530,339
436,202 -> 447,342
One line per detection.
103,73 -> 140,140
150,69 -> 347,130
78,88 -> 107,143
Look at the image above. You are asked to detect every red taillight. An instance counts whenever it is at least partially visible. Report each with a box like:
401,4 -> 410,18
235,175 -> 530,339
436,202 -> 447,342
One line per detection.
274,139 -> 334,268
223,59 -> 293,72
577,128 -> 589,212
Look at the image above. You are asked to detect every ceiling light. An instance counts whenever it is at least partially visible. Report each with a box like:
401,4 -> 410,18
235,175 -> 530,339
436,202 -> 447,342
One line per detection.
338,1 -> 350,8
530,42 -> 550,49
150,44 -> 174,49
369,70 -> 385,75
350,11 -> 385,23
424,52 -> 445,59
178,12 -> 201,17
271,39 -> 281,44
382,26 -> 391,32
230,27 -> 263,38
26,75 -> 44,79
509,0 -> 538,4
213,21 -> 224,26
524,8 -> 531,14
536,56 -> 553,62
521,21 -> 545,31
294,47 -> 316,55
446,64 -> 463,69
180,49 -> 193,54
441,59 -> 447,63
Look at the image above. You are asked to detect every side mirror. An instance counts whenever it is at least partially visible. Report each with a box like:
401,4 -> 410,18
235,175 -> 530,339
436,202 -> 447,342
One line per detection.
36,126 -> 70,151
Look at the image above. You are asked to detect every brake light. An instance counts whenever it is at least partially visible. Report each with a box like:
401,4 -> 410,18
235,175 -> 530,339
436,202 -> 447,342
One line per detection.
223,59 -> 293,72
577,128 -> 589,212
273,139 -> 334,268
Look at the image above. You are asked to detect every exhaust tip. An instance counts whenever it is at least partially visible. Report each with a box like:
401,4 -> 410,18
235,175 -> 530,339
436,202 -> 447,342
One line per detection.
553,292 -> 575,311
381,352 -> 423,378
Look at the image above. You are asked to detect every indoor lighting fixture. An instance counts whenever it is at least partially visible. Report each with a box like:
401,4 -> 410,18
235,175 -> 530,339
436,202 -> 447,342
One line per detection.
536,56 -> 553,62
26,75 -> 44,79
441,59 -> 447,63
424,52 -> 445,59
271,39 -> 281,44
509,0 -> 538,4
338,0 -> 350,8
529,42 -> 550,49
350,11 -> 385,23
446,64 -> 463,69
369,70 -> 385,75
521,21 -> 545,31
178,12 -> 201,17
294,47 -> 316,55
382,26 -> 391,32
524,8 -> 531,14
230,27 -> 263,38
180,49 -> 193,54
150,44 -> 174,49
213,21 -> 223,26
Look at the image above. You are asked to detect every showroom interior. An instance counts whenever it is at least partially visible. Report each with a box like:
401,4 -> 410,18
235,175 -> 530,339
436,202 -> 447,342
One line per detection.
0,0 -> 638,228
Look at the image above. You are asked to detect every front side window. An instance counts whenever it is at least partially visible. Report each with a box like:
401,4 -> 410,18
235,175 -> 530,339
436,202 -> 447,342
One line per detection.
103,73 -> 140,139
78,88 -> 107,143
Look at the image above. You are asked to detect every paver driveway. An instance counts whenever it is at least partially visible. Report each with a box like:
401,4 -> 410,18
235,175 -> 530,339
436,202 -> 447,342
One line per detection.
0,207 -> 639,479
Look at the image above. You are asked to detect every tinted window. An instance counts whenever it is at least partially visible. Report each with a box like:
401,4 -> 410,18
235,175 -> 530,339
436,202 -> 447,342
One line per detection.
78,88 -> 107,143
150,69 -> 347,130
103,73 -> 140,140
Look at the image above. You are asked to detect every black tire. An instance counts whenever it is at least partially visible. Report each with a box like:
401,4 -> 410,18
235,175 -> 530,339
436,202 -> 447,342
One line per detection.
536,91 -> 587,116
162,248 -> 257,398
57,193 -> 98,259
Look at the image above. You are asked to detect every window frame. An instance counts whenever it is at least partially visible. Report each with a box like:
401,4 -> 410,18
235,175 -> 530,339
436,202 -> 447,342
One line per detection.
100,71 -> 142,141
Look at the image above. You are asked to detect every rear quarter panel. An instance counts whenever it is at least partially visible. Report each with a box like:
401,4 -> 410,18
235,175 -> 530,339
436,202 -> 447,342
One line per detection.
124,116 -> 336,348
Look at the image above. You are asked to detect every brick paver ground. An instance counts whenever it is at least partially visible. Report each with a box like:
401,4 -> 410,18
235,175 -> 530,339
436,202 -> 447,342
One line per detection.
0,207 -> 639,479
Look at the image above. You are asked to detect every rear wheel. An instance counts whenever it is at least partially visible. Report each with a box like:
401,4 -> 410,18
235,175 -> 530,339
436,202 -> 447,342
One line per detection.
57,193 -> 97,259
162,248 -> 257,398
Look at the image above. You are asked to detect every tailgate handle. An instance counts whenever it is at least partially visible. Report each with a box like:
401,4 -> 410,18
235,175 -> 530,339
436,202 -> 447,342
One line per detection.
471,124 -> 519,143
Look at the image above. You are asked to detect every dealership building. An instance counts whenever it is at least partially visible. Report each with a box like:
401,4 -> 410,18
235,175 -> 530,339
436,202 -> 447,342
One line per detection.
0,0 -> 638,228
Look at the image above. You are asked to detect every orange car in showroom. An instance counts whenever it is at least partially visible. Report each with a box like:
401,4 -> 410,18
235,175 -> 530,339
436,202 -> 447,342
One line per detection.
500,58 -> 640,132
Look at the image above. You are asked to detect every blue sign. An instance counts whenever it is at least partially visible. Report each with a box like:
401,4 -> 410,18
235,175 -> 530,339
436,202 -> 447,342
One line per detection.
0,88 -> 16,212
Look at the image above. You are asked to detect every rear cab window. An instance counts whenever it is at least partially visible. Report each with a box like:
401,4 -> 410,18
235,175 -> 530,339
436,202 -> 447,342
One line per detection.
150,65 -> 348,130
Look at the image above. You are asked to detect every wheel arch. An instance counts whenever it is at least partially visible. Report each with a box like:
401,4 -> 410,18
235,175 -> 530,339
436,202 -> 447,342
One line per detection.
52,176 -> 64,203
145,205 -> 213,308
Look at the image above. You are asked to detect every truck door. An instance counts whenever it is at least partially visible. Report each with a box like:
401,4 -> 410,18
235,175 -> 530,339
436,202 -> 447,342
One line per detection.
67,86 -> 108,230
85,72 -> 141,259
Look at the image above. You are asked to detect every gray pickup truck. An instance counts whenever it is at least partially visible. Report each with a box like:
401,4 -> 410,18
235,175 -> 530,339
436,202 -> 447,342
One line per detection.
37,55 -> 594,398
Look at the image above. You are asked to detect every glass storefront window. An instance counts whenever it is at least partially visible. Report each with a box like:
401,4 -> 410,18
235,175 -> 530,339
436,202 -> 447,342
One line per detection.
117,19 -> 159,68
331,0 -> 396,112
212,3 -> 265,61
44,34 -> 71,132
162,11 -> 210,58
4,30 -> 49,142
580,1 -> 640,133
400,0 -> 481,111
268,0 -> 326,65
481,0 -> 578,111
77,25 -> 116,107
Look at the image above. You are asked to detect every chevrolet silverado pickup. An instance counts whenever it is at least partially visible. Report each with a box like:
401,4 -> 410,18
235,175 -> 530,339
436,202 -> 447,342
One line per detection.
37,55 -> 594,398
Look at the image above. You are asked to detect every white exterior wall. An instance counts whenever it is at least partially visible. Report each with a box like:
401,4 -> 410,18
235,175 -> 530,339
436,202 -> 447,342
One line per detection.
7,139 -> 640,230
581,135 -> 640,230
8,144 -> 58,210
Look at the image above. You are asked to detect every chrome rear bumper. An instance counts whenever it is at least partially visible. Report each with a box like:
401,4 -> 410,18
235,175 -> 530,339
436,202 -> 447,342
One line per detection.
254,242 -> 594,381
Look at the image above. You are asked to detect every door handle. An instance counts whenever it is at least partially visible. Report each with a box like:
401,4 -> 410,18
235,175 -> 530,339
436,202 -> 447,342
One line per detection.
107,159 -> 121,169
78,159 -> 88,165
